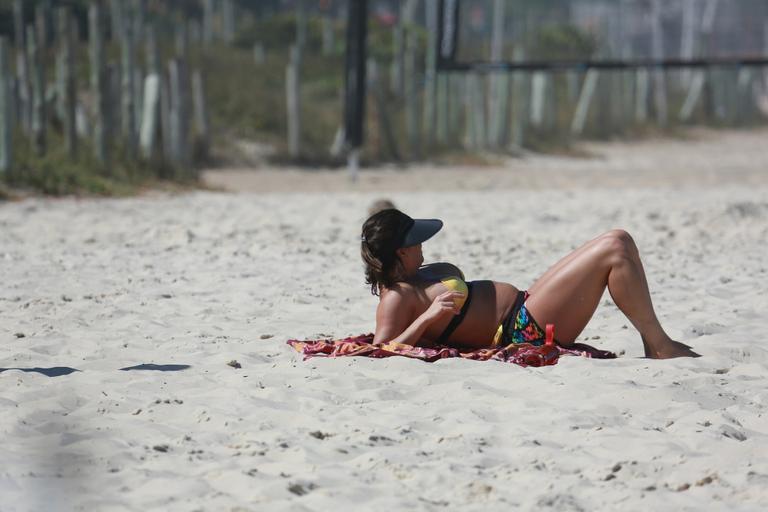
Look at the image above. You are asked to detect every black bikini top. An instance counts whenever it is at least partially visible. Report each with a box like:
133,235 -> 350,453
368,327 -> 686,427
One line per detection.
435,282 -> 474,345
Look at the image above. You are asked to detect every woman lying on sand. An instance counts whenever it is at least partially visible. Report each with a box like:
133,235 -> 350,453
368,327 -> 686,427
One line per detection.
360,209 -> 699,359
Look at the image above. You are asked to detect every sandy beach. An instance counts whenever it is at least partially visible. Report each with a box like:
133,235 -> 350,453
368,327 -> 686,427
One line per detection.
1,129 -> 767,511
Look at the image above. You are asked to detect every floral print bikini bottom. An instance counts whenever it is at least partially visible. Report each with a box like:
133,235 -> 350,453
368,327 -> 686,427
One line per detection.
492,291 -> 547,347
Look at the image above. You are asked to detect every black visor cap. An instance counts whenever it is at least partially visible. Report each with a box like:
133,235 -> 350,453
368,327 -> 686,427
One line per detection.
400,218 -> 443,248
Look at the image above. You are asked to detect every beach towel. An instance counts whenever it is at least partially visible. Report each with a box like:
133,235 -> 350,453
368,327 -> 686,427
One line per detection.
287,325 -> 616,368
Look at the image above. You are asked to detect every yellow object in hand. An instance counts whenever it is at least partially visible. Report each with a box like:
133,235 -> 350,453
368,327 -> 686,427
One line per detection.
441,277 -> 468,309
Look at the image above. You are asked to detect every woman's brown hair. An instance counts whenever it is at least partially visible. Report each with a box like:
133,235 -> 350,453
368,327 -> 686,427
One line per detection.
360,209 -> 411,295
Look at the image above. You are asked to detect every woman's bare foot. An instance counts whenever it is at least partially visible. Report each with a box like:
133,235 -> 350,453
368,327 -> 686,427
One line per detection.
644,336 -> 701,359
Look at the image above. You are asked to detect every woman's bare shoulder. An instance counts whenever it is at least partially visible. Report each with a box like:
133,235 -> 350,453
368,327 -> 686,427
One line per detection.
377,283 -> 418,318
380,281 -> 418,300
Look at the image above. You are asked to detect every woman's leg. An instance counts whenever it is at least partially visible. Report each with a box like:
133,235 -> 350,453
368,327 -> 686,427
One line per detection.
524,230 -> 699,359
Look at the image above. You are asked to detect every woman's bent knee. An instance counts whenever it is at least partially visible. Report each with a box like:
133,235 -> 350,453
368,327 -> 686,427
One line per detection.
597,229 -> 636,264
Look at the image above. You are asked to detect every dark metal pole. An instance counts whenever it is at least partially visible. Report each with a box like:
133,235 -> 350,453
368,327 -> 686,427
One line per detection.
344,0 -> 368,172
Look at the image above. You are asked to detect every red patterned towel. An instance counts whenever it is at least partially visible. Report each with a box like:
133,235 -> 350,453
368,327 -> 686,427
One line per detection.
287,329 -> 616,368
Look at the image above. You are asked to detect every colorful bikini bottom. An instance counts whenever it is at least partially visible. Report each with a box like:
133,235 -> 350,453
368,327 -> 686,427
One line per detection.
492,291 -> 547,347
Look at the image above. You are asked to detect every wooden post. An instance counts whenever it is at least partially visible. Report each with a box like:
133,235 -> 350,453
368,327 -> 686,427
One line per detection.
222,0 -> 236,45
403,0 -> 420,158
679,72 -> 705,122
13,0 -> 30,135
159,71 -> 172,167
465,73 -> 486,150
368,58 -> 401,161
448,73 -> 463,144
109,0 -> 123,42
27,25 -> 46,156
35,2 -> 50,50
680,0 -> 697,87
203,0 -> 215,47
463,74 -> 475,149
286,45 -> 301,158
12,0 -> 24,50
58,8 -> 77,159
169,59 -> 190,173
133,0 -> 146,45
295,0 -> 307,58
436,73 -> 450,145
192,70 -> 210,160
108,63 -> 122,137
146,25 -> 160,76
121,9 -> 137,160
390,2 -> 405,97
635,69 -> 649,123
510,47 -> 528,150
650,0 -> 668,126
0,38 -> 12,175
571,69 -> 598,135
322,13 -> 335,57
736,68 -> 754,125
489,0 -> 507,148
140,73 -> 160,161
530,72 -> 546,128
253,44 -> 266,65
89,4 -> 110,168
141,24 -> 161,163
423,0 -> 438,148
175,25 -> 192,170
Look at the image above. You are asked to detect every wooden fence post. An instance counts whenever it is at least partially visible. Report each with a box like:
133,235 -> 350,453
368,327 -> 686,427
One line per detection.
35,2 -> 50,50
222,0 -> 236,45
159,71 -> 172,167
89,3 -> 110,168
322,13 -> 335,57
423,0 -> 438,148
169,59 -> 190,174
510,48 -> 528,150
650,0 -> 668,126
489,0 -> 508,148
133,0 -> 146,45
286,45 -> 301,158
0,37 -> 12,175
530,72 -> 547,128
109,0 -> 123,42
390,2 -> 405,97
295,0 -> 307,58
253,44 -> 266,65
202,0 -> 216,47
635,69 -> 649,123
571,69 -> 598,135
403,0 -> 420,158
13,0 -> 30,135
140,73 -> 160,161
141,24 -> 161,163
449,73 -> 464,144
57,8 -> 77,158
121,9 -> 137,160
368,58 -> 401,161
27,25 -> 46,156
436,72 -> 450,145
192,70 -> 210,160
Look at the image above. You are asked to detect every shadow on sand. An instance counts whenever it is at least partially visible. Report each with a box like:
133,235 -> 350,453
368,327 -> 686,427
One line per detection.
0,367 -> 80,377
119,364 -> 191,372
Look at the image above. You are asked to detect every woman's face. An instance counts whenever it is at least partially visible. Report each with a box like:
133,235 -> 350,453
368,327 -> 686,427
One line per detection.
397,243 -> 423,275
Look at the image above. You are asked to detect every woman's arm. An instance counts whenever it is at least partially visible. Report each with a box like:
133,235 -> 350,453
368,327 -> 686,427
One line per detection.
373,288 -> 464,346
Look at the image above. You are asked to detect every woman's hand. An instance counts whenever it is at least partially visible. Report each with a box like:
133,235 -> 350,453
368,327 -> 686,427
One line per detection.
422,291 -> 465,324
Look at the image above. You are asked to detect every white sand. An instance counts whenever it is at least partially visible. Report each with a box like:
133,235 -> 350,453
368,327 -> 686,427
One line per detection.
2,130 -> 768,511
